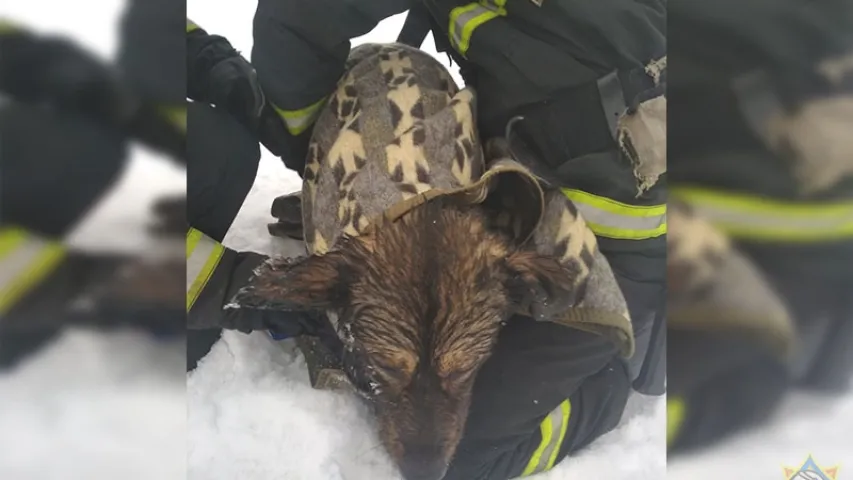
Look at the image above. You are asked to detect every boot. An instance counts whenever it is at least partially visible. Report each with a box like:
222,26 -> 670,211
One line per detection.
268,192 -> 304,240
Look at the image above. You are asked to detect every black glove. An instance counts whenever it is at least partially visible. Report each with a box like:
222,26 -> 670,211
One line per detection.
187,248 -> 326,337
220,252 -> 326,336
204,55 -> 293,159
187,27 -> 307,170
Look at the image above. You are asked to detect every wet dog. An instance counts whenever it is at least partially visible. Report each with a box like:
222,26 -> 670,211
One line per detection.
229,43 -> 631,480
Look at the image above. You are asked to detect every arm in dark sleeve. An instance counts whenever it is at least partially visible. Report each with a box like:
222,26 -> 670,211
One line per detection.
185,227 -> 322,337
186,19 -> 249,106
0,20 -> 134,126
250,0 -> 412,158
0,19 -> 184,159
444,319 -> 631,480
186,19 -> 299,164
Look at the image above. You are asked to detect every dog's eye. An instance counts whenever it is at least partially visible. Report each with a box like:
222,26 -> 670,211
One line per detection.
439,369 -> 475,387
373,362 -> 411,386
369,353 -> 417,386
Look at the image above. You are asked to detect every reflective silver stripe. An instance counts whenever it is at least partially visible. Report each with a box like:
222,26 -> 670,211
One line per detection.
280,112 -> 316,136
521,399 -> 571,476
535,406 -> 566,472
688,203 -> 853,240
186,230 -> 224,310
449,1 -> 503,55
563,188 -> 667,240
0,233 -> 65,313
0,241 -> 47,293
672,188 -> 853,241
273,97 -> 327,136
576,203 -> 666,230
693,205 -> 853,230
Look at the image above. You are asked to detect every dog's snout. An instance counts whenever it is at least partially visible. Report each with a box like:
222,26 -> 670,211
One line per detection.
399,445 -> 448,480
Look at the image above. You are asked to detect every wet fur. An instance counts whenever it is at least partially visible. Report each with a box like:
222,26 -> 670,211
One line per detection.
232,197 -> 581,478
230,42 -> 591,480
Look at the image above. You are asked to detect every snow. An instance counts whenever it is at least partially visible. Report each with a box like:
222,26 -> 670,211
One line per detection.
668,391 -> 853,480
1,1 -> 849,479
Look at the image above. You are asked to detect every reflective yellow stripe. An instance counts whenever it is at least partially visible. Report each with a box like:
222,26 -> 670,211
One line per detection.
521,399 -> 572,476
671,187 -> 853,242
545,400 -> 571,470
0,227 -> 67,314
562,188 -> 667,240
448,0 -> 506,56
272,97 -> 328,136
186,19 -> 199,33
0,18 -> 22,34
186,228 -> 225,311
158,104 -> 187,133
667,396 -> 687,448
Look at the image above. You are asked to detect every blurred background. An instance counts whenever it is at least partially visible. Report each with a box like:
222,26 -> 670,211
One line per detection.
0,0 -> 186,478
666,0 -> 853,478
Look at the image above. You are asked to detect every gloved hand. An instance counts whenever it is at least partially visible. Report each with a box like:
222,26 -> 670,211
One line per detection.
218,252 -> 326,335
223,304 -> 324,338
186,245 -> 328,339
206,56 -> 293,159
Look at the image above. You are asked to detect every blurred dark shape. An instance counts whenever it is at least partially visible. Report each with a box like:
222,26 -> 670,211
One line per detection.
667,0 -> 853,452
0,0 -> 186,369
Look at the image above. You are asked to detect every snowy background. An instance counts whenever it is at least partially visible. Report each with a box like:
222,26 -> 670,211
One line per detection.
0,0 -> 848,479
0,1 -> 187,479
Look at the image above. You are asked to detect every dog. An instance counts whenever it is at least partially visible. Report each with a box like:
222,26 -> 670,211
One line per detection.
229,43 -> 633,480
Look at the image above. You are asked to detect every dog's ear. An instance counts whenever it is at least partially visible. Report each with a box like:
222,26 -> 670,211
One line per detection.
503,250 -> 586,321
228,250 -> 354,312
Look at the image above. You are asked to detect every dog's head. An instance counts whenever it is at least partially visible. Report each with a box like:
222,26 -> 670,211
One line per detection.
230,200 -> 584,480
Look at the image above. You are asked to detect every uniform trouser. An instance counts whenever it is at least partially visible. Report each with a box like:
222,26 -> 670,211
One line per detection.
186,102 -> 261,371
0,103 -> 129,370
185,102 -> 632,479
667,329 -> 790,452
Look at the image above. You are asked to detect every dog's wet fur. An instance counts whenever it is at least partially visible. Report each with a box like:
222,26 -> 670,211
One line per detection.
233,197 -> 583,479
